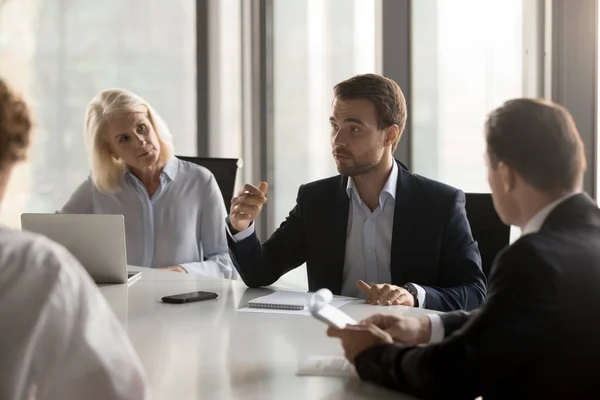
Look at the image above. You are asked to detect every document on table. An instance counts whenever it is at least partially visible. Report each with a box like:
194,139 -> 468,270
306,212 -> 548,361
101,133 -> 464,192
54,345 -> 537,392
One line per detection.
237,291 -> 354,315
297,356 -> 357,377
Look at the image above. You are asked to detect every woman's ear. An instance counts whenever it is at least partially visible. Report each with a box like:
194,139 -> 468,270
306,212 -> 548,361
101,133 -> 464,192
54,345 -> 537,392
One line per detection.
100,139 -> 119,161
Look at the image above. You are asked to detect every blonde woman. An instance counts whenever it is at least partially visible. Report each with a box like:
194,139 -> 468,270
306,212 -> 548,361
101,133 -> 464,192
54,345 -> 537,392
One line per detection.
61,89 -> 236,278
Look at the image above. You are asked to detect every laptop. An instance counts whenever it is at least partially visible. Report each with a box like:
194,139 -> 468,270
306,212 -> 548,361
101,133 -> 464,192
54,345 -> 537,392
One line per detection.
21,213 -> 140,284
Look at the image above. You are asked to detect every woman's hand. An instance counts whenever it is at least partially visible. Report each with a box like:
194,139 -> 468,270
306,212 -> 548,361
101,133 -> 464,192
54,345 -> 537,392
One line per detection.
157,266 -> 187,273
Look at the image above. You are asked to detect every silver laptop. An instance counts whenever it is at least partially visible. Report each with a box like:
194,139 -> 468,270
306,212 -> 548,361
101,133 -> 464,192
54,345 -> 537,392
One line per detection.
21,213 -> 139,284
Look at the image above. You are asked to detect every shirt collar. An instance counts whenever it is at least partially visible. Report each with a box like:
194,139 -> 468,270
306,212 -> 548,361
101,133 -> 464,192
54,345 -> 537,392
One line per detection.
521,192 -> 579,236
124,157 -> 179,182
161,157 -> 179,181
346,160 -> 398,205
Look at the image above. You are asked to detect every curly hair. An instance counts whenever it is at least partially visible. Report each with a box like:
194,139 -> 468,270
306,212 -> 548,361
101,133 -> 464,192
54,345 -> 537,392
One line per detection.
0,79 -> 31,171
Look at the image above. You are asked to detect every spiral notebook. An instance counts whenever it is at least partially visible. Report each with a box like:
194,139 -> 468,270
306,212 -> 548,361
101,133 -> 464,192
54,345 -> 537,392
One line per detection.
246,292 -> 308,311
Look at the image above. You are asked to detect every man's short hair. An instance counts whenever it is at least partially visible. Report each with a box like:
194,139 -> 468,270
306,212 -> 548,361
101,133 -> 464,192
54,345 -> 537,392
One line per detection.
0,79 -> 31,171
485,98 -> 586,192
333,74 -> 407,151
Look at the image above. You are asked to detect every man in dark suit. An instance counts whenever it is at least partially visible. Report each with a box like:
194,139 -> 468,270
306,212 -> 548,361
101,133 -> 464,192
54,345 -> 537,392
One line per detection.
227,74 -> 485,312
328,98 -> 600,399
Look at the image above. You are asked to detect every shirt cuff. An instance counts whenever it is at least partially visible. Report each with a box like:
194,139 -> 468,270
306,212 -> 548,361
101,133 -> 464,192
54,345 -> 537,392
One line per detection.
409,283 -> 426,308
225,217 -> 255,242
427,314 -> 445,344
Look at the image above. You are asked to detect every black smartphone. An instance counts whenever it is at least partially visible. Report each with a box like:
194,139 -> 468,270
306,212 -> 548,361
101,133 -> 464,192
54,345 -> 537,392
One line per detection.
161,291 -> 218,304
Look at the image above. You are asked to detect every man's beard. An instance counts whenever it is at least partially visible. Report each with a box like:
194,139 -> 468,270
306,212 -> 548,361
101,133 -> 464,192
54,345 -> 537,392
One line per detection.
336,159 -> 379,177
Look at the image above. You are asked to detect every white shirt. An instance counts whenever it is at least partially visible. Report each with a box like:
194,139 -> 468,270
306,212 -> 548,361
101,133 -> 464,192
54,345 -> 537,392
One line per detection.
0,227 -> 150,400
229,162 -> 426,307
427,192 -> 579,343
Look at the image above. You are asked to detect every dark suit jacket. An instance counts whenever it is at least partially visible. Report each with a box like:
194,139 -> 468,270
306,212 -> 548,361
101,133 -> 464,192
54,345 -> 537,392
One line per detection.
355,193 -> 600,399
228,160 -> 486,311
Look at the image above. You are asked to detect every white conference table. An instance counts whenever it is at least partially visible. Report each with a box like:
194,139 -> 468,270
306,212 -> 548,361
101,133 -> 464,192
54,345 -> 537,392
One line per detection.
100,268 -> 436,400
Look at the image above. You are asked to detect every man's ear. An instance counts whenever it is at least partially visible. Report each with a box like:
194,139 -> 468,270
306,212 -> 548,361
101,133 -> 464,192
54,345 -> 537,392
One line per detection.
498,162 -> 516,192
384,124 -> 400,148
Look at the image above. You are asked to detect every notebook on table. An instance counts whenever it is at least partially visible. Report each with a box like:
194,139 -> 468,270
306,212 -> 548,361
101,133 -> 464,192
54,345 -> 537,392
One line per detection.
239,291 -> 354,315
247,292 -> 309,311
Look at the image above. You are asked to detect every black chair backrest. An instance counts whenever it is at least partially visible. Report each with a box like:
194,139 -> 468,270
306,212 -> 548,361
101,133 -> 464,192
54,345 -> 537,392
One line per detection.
465,193 -> 511,278
176,156 -> 241,212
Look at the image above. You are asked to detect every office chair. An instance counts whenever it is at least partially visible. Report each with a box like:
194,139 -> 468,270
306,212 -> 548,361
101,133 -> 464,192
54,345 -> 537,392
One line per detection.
176,156 -> 242,212
465,193 -> 511,278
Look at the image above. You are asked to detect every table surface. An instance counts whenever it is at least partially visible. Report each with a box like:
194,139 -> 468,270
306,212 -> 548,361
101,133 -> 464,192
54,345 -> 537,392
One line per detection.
100,268 -> 435,400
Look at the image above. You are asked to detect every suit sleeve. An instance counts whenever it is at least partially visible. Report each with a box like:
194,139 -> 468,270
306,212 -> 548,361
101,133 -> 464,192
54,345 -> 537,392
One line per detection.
227,185 -> 307,288
440,310 -> 474,336
420,189 -> 486,311
355,241 -> 552,399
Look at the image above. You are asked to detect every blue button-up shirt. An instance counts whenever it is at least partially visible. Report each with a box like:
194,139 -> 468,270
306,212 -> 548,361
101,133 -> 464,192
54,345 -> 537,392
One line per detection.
60,158 -> 237,278
341,161 -> 426,306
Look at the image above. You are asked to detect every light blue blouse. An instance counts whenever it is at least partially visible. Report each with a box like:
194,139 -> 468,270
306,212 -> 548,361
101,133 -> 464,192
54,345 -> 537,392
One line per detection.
60,158 -> 237,278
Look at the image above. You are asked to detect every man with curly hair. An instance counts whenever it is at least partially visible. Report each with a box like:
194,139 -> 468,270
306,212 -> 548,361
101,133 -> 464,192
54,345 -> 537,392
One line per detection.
0,79 -> 150,399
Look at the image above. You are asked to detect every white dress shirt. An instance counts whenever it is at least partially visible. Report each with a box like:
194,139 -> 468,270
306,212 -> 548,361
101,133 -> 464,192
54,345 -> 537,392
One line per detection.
229,162 -> 427,307
61,158 -> 237,279
427,192 -> 579,343
0,227 -> 149,400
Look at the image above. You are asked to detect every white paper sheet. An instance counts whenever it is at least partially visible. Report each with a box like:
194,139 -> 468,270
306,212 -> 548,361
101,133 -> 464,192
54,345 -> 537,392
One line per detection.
297,356 -> 357,377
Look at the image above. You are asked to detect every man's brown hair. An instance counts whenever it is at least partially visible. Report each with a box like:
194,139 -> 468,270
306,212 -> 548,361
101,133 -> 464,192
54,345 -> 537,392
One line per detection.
0,79 -> 31,171
486,98 -> 586,192
333,74 -> 407,151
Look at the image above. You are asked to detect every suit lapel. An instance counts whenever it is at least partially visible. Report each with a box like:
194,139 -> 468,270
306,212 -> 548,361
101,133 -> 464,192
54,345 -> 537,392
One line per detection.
330,176 -> 350,294
390,161 -> 421,284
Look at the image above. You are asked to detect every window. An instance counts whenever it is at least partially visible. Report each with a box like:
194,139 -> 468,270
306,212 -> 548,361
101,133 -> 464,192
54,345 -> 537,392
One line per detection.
272,0 -> 380,288
597,2 -> 600,200
208,0 -> 243,160
0,0 -> 195,227
411,0 -> 525,193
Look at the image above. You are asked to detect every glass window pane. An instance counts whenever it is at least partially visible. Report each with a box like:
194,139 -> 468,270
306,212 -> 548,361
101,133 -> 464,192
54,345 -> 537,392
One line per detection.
209,0 -> 242,159
411,0 -> 524,193
272,0 -> 379,288
0,0 -> 195,227
597,2 -> 600,200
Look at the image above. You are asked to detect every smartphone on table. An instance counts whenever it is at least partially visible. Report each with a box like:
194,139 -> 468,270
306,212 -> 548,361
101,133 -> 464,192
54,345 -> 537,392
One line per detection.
161,291 -> 218,304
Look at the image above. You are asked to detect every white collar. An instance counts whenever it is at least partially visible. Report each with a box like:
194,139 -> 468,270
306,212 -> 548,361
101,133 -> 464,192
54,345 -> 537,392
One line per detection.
124,157 -> 179,182
346,160 -> 398,205
521,192 -> 579,236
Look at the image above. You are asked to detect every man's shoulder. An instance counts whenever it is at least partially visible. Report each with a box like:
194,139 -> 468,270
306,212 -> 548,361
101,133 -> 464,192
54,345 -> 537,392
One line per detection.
492,233 -> 579,278
299,175 -> 344,196
296,168 -> 462,202
409,172 -> 461,199
0,227 -> 77,278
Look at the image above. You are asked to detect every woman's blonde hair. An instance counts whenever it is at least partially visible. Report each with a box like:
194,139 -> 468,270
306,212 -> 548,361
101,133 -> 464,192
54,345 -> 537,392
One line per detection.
84,89 -> 174,193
